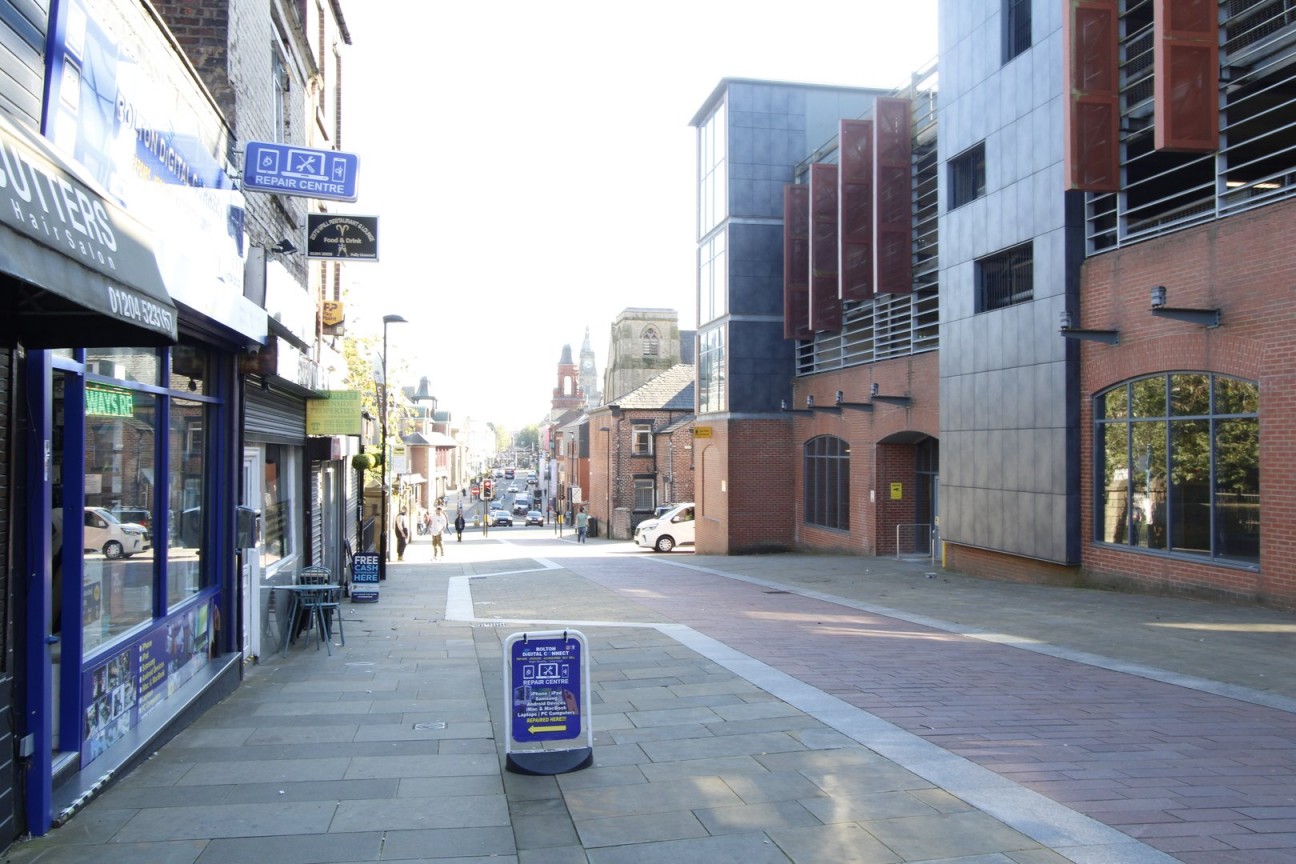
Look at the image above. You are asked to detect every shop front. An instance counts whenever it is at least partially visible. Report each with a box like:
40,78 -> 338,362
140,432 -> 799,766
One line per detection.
8,0 -> 266,835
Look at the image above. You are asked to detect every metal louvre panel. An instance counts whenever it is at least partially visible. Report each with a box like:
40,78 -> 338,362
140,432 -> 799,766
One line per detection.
809,163 -> 841,333
1064,0 -> 1121,190
839,119 -> 874,301
783,184 -> 812,339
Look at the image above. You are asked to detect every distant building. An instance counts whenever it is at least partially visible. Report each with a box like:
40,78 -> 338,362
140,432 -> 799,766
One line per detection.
602,308 -> 694,403
578,326 -> 601,407
589,364 -> 695,540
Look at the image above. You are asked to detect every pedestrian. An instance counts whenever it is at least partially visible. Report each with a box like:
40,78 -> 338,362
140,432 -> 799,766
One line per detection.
430,506 -> 448,557
453,511 -> 466,542
575,506 -> 588,543
394,509 -> 410,561
422,510 -> 432,536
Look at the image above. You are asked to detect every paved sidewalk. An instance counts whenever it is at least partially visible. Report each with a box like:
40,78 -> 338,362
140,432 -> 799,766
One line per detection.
7,529 -> 1296,863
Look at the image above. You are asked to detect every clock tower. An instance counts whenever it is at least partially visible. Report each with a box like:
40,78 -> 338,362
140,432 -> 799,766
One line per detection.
578,326 -> 600,407
550,344 -> 584,417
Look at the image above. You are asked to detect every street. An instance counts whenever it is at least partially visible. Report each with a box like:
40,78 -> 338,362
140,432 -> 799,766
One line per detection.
15,529 -> 1296,863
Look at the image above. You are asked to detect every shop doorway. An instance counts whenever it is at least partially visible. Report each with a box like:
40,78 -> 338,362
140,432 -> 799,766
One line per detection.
241,448 -> 263,659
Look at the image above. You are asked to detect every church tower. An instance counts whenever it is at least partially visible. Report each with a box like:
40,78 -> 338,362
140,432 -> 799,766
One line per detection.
550,344 -> 584,418
578,326 -> 600,407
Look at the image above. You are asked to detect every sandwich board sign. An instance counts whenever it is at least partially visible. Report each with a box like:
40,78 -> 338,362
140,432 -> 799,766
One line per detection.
503,629 -> 593,775
351,552 -> 379,602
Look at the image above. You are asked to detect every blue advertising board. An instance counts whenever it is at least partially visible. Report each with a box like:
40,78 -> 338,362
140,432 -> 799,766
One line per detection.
510,635 -> 582,742
352,552 -> 380,602
243,141 -> 360,202
503,630 -> 593,775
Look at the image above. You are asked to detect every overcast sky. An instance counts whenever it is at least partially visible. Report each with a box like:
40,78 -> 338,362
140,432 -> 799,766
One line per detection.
341,0 -> 938,431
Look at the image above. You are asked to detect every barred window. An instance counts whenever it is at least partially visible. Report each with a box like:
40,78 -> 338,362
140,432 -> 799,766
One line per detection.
976,242 -> 1033,312
1003,0 -> 1031,64
949,142 -> 986,210
804,435 -> 850,530
633,477 -> 656,512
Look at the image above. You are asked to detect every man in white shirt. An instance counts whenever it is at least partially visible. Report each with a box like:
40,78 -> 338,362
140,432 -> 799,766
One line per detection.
430,506 -> 449,558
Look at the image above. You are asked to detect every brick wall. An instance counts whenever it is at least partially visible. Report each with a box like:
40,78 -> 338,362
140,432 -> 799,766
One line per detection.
1075,198 -> 1296,608
788,352 -> 939,555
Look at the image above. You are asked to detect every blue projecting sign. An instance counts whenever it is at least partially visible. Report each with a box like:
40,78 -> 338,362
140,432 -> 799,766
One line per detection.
243,141 -> 359,201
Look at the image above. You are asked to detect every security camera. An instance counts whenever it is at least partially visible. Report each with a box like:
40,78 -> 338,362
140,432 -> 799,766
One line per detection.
245,344 -> 261,356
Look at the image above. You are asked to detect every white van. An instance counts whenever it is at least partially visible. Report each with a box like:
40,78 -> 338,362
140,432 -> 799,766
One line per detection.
634,503 -> 695,552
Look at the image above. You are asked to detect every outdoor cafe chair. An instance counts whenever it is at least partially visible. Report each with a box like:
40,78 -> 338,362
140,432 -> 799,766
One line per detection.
295,566 -> 344,654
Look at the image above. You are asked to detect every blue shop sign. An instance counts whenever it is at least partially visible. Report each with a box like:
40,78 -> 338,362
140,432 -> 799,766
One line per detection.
244,142 -> 360,202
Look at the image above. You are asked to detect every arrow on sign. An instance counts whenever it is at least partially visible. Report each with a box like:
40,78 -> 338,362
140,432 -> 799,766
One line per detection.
528,724 -> 567,734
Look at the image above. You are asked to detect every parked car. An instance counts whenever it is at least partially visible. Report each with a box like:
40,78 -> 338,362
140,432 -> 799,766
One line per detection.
491,510 -> 513,527
634,502 -> 696,553
525,510 -> 544,526
653,502 -> 680,519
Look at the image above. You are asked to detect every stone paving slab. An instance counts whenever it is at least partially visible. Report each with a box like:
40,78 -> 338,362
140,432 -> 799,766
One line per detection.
13,534 -> 1269,863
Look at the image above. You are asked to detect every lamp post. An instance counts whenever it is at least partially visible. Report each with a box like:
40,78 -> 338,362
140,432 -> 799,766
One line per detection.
379,314 -> 407,581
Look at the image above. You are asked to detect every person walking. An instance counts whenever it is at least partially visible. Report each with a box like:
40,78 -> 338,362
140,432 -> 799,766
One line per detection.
430,506 -> 449,558
394,509 -> 410,561
453,511 -> 466,542
575,506 -> 588,543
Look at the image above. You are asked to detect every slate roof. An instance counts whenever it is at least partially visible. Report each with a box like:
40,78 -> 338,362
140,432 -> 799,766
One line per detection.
613,364 -> 695,411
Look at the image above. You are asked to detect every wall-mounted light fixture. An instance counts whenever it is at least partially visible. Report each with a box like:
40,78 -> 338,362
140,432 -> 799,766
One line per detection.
833,389 -> 874,411
808,392 -> 842,414
270,238 -> 298,255
1058,309 -> 1120,344
869,382 -> 912,406
1149,285 -> 1220,327
780,398 -> 813,415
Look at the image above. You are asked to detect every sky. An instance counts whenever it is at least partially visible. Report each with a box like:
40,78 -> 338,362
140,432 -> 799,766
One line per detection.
340,0 -> 938,432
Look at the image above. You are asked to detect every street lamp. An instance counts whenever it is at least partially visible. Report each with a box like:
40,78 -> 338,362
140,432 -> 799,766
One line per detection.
379,313 -> 407,581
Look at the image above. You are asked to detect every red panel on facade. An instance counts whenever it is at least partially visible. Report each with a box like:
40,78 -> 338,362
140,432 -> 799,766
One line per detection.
810,163 -> 841,333
1063,0 -> 1120,191
839,119 -> 873,302
782,184 -> 812,340
1154,0 -> 1219,152
872,98 -> 911,294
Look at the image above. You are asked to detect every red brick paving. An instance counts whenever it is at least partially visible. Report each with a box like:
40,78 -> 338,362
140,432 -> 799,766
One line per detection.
577,560 -> 1296,863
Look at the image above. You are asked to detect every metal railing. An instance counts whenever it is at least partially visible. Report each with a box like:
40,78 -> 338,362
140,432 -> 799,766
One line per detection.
895,523 -> 937,562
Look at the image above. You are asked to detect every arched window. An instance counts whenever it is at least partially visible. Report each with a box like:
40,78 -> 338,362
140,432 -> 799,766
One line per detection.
1096,373 -> 1258,565
641,326 -> 660,357
804,435 -> 850,530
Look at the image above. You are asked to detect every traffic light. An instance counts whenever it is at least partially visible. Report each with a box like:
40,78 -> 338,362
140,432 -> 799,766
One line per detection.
482,479 -> 493,500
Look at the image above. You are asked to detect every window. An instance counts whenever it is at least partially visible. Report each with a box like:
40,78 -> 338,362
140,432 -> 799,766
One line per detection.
698,100 -> 727,237
698,325 -> 726,413
948,142 -> 986,210
167,400 -> 208,607
633,424 -> 653,456
976,242 -> 1033,312
1097,374 -> 1259,565
1003,0 -> 1032,63
700,230 -> 727,324
641,326 -> 661,357
272,44 -> 290,142
804,435 -> 850,531
634,477 -> 656,512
